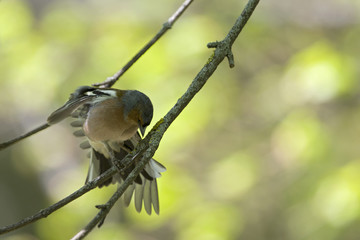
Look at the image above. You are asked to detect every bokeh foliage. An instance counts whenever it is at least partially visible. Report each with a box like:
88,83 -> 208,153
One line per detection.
1,0 -> 360,239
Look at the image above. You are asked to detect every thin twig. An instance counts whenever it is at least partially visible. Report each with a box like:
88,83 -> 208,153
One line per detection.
93,0 -> 194,88
0,0 -> 196,234
71,0 -> 260,238
0,0 -> 260,237
0,123 -> 49,151
0,145 -> 142,235
0,0 -> 194,152
0,167 -> 116,235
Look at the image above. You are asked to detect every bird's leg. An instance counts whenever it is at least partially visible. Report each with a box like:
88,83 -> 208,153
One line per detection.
109,142 -> 141,171
102,141 -> 126,175
132,148 -> 146,164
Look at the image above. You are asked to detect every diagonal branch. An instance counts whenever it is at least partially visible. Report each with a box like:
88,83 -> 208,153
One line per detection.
71,0 -> 260,238
0,0 -> 194,152
0,167 -> 116,235
0,139 -> 145,235
71,146 -> 155,240
0,0 -> 260,237
0,123 -> 49,151
0,0 -> 196,235
93,0 -> 194,88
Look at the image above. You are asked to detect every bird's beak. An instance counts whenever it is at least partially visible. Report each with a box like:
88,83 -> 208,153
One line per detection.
139,125 -> 147,137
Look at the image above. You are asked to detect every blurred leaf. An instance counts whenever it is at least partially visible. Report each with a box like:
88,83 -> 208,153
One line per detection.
281,41 -> 357,104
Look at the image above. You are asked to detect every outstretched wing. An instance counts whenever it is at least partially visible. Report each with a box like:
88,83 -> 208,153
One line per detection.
47,86 -> 98,125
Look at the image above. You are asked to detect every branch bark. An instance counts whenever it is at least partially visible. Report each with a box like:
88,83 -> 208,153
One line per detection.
93,0 -> 194,88
71,0 -> 260,238
0,0 -> 195,235
71,147 -> 153,240
0,123 -> 49,150
0,167 -> 116,234
0,0 -> 260,238
0,0 -> 194,150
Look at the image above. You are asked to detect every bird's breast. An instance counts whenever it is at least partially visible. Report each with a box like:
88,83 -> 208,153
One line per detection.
83,99 -> 138,142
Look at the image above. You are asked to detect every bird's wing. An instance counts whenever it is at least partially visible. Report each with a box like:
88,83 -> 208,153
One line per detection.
47,86 -> 98,125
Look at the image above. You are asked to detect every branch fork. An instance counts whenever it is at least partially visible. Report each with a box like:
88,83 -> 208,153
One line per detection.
0,0 -> 261,238
207,40 -> 235,68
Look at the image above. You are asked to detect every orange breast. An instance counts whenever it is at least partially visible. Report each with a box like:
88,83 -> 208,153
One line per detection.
83,98 -> 138,142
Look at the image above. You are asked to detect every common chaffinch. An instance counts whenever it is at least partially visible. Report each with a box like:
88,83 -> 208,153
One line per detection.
47,86 -> 166,215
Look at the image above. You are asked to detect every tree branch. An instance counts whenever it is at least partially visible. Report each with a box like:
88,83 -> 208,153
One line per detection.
0,0 -> 260,237
71,146 -> 155,240
93,0 -> 194,88
0,167 -> 118,235
71,0 -> 260,238
0,140 -> 144,235
0,123 -> 49,151
0,0 -> 194,151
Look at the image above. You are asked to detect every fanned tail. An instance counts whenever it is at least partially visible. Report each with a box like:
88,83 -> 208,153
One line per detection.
84,134 -> 166,215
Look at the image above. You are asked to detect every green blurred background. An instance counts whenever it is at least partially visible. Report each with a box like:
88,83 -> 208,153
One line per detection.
1,0 -> 360,239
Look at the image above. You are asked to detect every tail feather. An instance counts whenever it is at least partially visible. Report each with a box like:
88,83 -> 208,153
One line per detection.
87,149 -> 113,187
123,183 -> 135,207
151,180 -> 160,214
145,159 -> 166,178
143,179 -> 152,215
121,161 -> 163,215
85,150 -> 99,184
134,183 -> 144,213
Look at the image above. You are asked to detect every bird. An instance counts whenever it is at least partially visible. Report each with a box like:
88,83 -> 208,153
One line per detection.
47,86 -> 166,215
